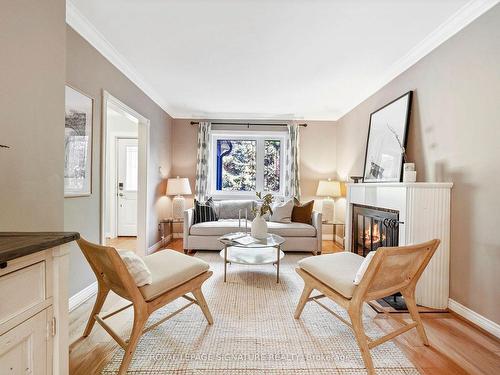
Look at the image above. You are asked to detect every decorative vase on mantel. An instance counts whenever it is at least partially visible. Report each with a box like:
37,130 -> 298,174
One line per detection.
251,213 -> 268,239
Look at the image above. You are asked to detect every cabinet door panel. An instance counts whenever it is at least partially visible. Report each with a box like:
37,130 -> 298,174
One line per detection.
0,261 -> 46,325
0,309 -> 49,375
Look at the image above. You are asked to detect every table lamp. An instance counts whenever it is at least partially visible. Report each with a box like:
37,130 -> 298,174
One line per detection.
166,176 -> 192,219
316,179 -> 341,223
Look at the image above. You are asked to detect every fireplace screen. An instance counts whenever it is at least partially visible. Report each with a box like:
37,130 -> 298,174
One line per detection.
351,204 -> 400,257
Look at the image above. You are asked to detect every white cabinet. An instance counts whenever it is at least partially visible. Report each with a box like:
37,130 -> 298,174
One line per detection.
0,246 -> 69,375
0,308 -> 52,374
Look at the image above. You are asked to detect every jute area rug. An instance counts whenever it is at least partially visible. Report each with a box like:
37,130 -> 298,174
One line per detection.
102,252 -> 418,374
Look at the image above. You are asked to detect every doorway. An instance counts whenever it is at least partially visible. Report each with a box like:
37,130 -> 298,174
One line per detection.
117,137 -> 138,236
102,92 -> 150,255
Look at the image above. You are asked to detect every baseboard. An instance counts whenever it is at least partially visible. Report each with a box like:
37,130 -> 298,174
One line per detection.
69,281 -> 97,312
335,234 -> 344,245
448,298 -> 500,338
148,239 -> 165,254
173,233 -> 182,239
322,234 -> 333,240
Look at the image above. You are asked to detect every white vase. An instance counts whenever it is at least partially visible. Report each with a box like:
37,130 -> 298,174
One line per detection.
251,213 -> 268,239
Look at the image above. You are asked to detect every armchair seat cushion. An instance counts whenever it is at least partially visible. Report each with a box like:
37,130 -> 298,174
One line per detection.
298,252 -> 364,298
140,250 -> 209,301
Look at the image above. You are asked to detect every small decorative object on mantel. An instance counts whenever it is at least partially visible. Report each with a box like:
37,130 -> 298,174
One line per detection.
362,91 -> 412,183
251,191 -> 273,239
403,162 -> 417,182
350,176 -> 363,183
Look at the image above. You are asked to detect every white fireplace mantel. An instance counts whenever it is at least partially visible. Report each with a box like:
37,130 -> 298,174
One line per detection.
345,182 -> 452,309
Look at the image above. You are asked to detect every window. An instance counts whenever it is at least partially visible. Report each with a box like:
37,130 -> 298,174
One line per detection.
210,131 -> 286,197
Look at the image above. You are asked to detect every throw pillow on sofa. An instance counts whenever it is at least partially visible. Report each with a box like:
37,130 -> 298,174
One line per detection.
292,199 -> 314,224
193,197 -> 218,224
215,200 -> 255,220
269,199 -> 294,223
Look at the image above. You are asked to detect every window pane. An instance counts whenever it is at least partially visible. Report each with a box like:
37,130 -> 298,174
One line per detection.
216,140 -> 256,191
125,145 -> 138,191
264,140 -> 281,192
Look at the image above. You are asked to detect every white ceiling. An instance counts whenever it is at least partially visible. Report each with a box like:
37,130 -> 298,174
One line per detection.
68,0 -> 491,120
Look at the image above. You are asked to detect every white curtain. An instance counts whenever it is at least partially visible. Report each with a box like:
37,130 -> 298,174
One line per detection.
194,121 -> 212,201
284,122 -> 300,200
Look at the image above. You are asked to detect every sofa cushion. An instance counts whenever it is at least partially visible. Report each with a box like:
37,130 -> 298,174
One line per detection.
139,250 -> 209,301
190,219 -> 316,237
214,200 -> 256,220
190,219 -> 251,236
270,199 -> 294,223
292,199 -> 314,224
193,198 -> 218,224
298,252 -> 364,299
266,221 -> 316,237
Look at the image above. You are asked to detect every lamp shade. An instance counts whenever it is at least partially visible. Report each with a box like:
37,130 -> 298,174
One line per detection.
316,180 -> 341,198
166,177 -> 192,196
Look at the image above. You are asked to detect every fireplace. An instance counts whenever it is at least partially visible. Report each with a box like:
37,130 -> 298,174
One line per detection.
351,204 -> 400,257
351,204 -> 405,310
346,183 -> 452,310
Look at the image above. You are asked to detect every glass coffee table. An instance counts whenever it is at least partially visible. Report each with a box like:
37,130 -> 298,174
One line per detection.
219,233 -> 286,283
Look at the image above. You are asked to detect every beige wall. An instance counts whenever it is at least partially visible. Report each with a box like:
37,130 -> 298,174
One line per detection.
65,26 -> 173,296
170,120 -> 339,235
0,0 -> 66,231
336,5 -> 500,323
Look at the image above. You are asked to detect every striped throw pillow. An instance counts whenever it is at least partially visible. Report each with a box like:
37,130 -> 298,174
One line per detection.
193,197 -> 218,224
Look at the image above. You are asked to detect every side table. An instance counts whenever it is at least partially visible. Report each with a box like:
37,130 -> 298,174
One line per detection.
159,218 -> 183,245
322,221 -> 345,249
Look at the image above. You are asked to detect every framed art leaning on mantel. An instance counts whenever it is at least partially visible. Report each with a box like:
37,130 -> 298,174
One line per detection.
362,91 -> 412,183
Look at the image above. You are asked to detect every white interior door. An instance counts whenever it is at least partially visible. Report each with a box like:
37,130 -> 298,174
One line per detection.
117,138 -> 138,236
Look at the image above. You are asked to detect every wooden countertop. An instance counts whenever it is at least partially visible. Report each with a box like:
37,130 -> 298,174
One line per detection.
0,232 -> 80,263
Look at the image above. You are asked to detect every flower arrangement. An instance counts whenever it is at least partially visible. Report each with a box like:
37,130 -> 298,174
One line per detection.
252,191 -> 274,217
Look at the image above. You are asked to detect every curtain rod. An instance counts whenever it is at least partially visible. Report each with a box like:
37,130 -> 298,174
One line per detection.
190,121 -> 307,127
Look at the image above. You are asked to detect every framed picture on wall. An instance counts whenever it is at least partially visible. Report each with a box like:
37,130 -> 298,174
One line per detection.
362,91 -> 412,183
64,85 -> 94,197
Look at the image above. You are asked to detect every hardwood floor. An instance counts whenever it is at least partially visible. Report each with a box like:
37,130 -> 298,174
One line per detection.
69,239 -> 500,374
105,236 -> 138,251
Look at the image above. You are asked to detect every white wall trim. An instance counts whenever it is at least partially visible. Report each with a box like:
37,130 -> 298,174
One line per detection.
69,281 -> 97,312
338,0 -> 499,119
66,2 -> 172,116
148,239 -> 165,254
448,298 -> 500,338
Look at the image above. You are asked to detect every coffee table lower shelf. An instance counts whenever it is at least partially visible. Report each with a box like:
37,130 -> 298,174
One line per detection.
219,246 -> 285,283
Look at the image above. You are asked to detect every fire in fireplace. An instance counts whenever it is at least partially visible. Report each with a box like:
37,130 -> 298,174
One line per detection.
351,204 -> 407,311
351,204 -> 400,257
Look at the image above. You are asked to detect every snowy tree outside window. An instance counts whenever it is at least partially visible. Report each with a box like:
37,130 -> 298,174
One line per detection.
264,140 -> 280,192
212,133 -> 284,195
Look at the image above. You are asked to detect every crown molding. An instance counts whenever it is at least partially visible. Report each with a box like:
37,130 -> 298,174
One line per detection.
337,0 -> 499,120
66,1 -> 173,116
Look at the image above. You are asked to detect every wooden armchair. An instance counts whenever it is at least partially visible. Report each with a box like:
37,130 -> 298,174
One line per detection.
294,239 -> 440,375
76,238 -> 214,375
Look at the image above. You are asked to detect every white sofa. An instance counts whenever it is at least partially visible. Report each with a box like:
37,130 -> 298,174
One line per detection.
183,200 -> 322,254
